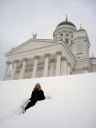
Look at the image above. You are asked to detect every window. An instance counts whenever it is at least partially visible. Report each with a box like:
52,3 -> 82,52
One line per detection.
60,34 -> 63,36
65,38 -> 69,43
66,34 -> 68,36
60,34 -> 63,40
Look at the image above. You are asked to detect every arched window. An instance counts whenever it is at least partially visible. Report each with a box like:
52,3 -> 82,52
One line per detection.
65,38 -> 69,43
60,34 -> 63,40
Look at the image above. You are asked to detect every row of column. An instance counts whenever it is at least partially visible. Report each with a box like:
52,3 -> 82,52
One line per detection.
3,52 -> 71,80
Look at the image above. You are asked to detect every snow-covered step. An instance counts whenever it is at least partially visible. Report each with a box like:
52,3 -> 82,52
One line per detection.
0,73 -> 96,128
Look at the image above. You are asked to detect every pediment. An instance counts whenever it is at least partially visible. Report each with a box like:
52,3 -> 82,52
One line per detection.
6,39 -> 58,56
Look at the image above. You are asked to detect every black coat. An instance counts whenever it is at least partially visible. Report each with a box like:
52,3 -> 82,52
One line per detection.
24,90 -> 45,111
30,90 -> 45,102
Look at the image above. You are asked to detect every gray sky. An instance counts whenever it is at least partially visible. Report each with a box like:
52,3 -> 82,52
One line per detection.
0,0 -> 96,80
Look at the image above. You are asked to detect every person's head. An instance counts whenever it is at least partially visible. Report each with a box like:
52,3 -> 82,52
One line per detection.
34,83 -> 41,91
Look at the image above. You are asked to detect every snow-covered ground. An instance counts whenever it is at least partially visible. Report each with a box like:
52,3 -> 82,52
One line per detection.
0,73 -> 96,128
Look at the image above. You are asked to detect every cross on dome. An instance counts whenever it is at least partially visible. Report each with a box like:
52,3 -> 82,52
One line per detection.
65,15 -> 68,21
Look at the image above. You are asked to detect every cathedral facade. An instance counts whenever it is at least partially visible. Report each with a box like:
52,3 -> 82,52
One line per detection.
3,17 -> 96,80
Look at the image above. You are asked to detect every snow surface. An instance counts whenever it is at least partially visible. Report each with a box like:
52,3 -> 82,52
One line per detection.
0,73 -> 96,128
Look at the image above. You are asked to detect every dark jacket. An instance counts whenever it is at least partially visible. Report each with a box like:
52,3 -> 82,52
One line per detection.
30,90 -> 45,102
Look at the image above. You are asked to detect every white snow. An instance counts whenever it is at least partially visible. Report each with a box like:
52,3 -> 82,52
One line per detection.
0,73 -> 96,128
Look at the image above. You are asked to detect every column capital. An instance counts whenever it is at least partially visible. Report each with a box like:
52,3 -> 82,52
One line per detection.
44,53 -> 50,58
50,58 -> 55,63
12,59 -> 19,64
61,57 -> 67,61
34,55 -> 39,59
6,61 -> 11,65
56,51 -> 62,55
22,58 -> 28,62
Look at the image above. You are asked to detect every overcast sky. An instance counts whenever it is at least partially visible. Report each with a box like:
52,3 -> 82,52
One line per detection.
0,0 -> 96,80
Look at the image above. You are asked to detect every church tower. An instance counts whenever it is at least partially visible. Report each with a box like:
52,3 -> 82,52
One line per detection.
72,25 -> 90,60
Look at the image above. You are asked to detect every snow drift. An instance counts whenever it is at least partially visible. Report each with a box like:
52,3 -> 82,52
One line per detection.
0,73 -> 96,128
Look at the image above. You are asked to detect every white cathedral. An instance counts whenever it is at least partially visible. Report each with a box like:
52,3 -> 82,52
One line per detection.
3,16 -> 96,80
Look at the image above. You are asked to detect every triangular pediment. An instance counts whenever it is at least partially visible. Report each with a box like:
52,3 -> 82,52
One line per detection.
6,39 -> 58,56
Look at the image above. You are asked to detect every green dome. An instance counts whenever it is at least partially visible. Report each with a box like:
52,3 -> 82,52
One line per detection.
77,25 -> 86,32
77,28 -> 86,32
57,21 -> 76,28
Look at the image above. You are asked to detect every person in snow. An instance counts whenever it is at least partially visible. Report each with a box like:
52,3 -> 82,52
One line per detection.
23,83 -> 46,113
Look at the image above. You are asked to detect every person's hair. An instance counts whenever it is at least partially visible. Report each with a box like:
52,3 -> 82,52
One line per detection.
33,83 -> 41,91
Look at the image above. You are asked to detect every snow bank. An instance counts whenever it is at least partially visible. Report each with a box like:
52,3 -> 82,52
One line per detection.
0,73 -> 96,128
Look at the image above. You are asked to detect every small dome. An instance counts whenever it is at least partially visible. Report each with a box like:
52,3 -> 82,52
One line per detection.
77,24 -> 86,32
77,28 -> 86,32
57,21 -> 76,28
77,29 -> 85,32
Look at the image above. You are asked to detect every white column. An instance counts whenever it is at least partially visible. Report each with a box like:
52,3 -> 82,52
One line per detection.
55,51 -> 62,76
32,56 -> 39,78
49,59 -> 55,76
3,61 -> 11,80
12,60 -> 18,80
61,57 -> 67,75
19,58 -> 27,79
43,54 -> 50,77
67,62 -> 71,75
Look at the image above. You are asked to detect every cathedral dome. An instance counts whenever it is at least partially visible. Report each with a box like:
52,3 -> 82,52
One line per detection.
57,20 -> 76,28
56,15 -> 76,29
